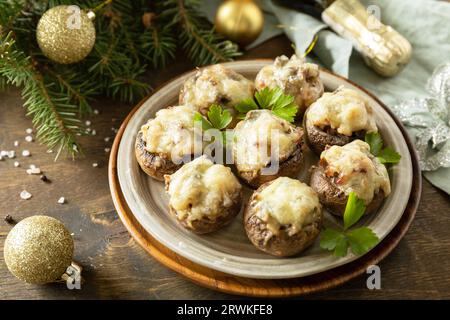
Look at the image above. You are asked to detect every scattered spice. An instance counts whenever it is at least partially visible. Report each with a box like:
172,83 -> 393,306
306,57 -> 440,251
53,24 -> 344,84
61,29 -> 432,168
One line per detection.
4,215 -> 15,225
40,174 -> 50,183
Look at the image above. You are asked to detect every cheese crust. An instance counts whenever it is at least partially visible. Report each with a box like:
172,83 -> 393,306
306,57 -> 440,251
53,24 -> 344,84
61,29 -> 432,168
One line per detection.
233,110 -> 303,173
139,105 -> 200,159
320,140 -> 391,204
306,87 -> 378,136
179,64 -> 254,117
255,55 -> 323,114
253,177 -> 322,236
165,156 -> 242,226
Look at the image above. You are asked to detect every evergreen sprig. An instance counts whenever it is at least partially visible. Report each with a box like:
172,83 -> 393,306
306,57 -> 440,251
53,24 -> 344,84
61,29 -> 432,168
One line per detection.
0,0 -> 242,158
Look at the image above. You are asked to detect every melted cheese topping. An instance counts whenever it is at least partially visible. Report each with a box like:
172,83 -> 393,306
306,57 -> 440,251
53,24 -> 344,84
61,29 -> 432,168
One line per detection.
166,156 -> 242,224
307,87 -> 378,136
254,177 -> 321,236
233,110 -> 302,172
321,140 -> 391,204
140,105 -> 200,158
179,64 -> 254,115
255,55 -> 323,111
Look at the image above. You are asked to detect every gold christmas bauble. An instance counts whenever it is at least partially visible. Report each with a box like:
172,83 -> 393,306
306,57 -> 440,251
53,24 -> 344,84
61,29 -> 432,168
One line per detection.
4,215 -> 74,284
215,0 -> 264,47
36,5 -> 96,64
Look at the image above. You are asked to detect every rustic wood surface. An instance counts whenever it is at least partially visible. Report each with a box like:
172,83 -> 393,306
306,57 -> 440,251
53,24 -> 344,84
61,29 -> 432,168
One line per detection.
1,36 -> 450,300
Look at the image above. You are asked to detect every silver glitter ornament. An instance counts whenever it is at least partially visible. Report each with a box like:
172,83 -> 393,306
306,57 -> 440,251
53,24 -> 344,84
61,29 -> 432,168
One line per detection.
392,63 -> 450,171
36,5 -> 96,64
4,215 -> 74,284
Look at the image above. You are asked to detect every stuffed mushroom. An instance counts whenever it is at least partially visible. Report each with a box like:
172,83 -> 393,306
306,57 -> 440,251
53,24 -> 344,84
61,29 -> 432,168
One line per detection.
179,64 -> 254,126
310,140 -> 391,216
304,87 -> 378,155
244,177 -> 323,257
233,109 -> 304,188
135,105 -> 202,180
164,156 -> 243,234
255,55 -> 323,117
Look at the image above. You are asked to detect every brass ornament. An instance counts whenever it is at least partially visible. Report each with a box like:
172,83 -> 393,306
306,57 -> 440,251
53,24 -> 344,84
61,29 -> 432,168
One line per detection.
4,215 -> 74,284
215,0 -> 264,47
36,5 -> 96,64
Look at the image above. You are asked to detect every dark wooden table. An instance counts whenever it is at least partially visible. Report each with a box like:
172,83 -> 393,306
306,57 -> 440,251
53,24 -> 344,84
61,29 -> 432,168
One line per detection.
1,36 -> 450,300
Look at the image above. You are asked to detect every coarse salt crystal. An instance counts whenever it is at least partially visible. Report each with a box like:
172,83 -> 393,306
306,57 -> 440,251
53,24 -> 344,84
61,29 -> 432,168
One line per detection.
25,128 -> 33,134
92,162 -> 98,167
104,137 -> 110,142
91,129 -> 97,136
14,161 -> 20,167
22,150 -> 30,157
0,150 -> 7,157
104,148 -> 110,153
14,141 -> 19,147
57,197 -> 65,204
93,109 -> 99,115
25,135 -> 33,142
20,190 -> 32,200
7,151 -> 15,158
85,120 -> 91,126
26,167 -> 41,175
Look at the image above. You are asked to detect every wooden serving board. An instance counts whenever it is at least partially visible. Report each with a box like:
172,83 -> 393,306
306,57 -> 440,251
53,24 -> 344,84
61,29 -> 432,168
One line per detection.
108,70 -> 422,297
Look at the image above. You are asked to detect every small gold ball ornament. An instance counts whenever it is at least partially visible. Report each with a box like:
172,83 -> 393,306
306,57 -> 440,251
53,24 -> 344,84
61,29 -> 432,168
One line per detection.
36,5 -> 96,64
215,0 -> 264,47
4,215 -> 74,284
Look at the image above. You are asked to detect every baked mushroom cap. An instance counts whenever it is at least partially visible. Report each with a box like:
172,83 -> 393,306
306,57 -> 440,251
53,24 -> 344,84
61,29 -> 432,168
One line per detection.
310,140 -> 391,216
255,55 -> 324,117
244,177 -> 323,257
135,105 -> 202,180
304,87 -> 378,155
164,156 -> 243,234
179,64 -> 254,126
232,109 -> 304,188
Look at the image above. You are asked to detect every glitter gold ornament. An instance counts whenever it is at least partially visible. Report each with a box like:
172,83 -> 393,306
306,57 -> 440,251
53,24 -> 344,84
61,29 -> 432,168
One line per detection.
215,0 -> 264,47
36,5 -> 96,64
4,215 -> 74,284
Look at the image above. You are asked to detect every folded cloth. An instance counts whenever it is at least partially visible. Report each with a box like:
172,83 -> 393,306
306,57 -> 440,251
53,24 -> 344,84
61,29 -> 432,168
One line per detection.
203,0 -> 450,194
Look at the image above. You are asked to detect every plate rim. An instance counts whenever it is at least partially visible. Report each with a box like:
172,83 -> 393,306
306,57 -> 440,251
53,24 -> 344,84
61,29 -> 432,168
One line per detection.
109,60 -> 422,294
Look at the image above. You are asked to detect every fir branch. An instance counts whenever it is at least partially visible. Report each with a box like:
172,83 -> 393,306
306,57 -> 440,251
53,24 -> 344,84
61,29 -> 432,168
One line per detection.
0,32 -> 83,158
140,24 -> 177,68
163,0 -> 241,66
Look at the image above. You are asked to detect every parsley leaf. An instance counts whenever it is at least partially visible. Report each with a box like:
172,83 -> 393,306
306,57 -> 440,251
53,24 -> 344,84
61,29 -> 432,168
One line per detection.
343,192 -> 366,230
193,112 -> 213,131
194,105 -> 233,146
234,87 -> 299,123
320,229 -> 348,257
364,132 -> 401,165
346,227 -> 379,255
207,104 -> 232,130
377,147 -> 401,164
320,192 -> 380,257
235,97 -> 258,115
365,132 -> 383,155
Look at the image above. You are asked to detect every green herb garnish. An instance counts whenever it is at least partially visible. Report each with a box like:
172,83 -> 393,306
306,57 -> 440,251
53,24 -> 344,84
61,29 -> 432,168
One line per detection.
320,192 -> 380,257
235,87 -> 299,122
365,132 -> 401,164
193,104 -> 232,144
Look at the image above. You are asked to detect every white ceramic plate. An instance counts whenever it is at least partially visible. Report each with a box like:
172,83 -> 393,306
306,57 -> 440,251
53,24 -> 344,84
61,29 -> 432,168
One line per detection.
117,60 -> 413,279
